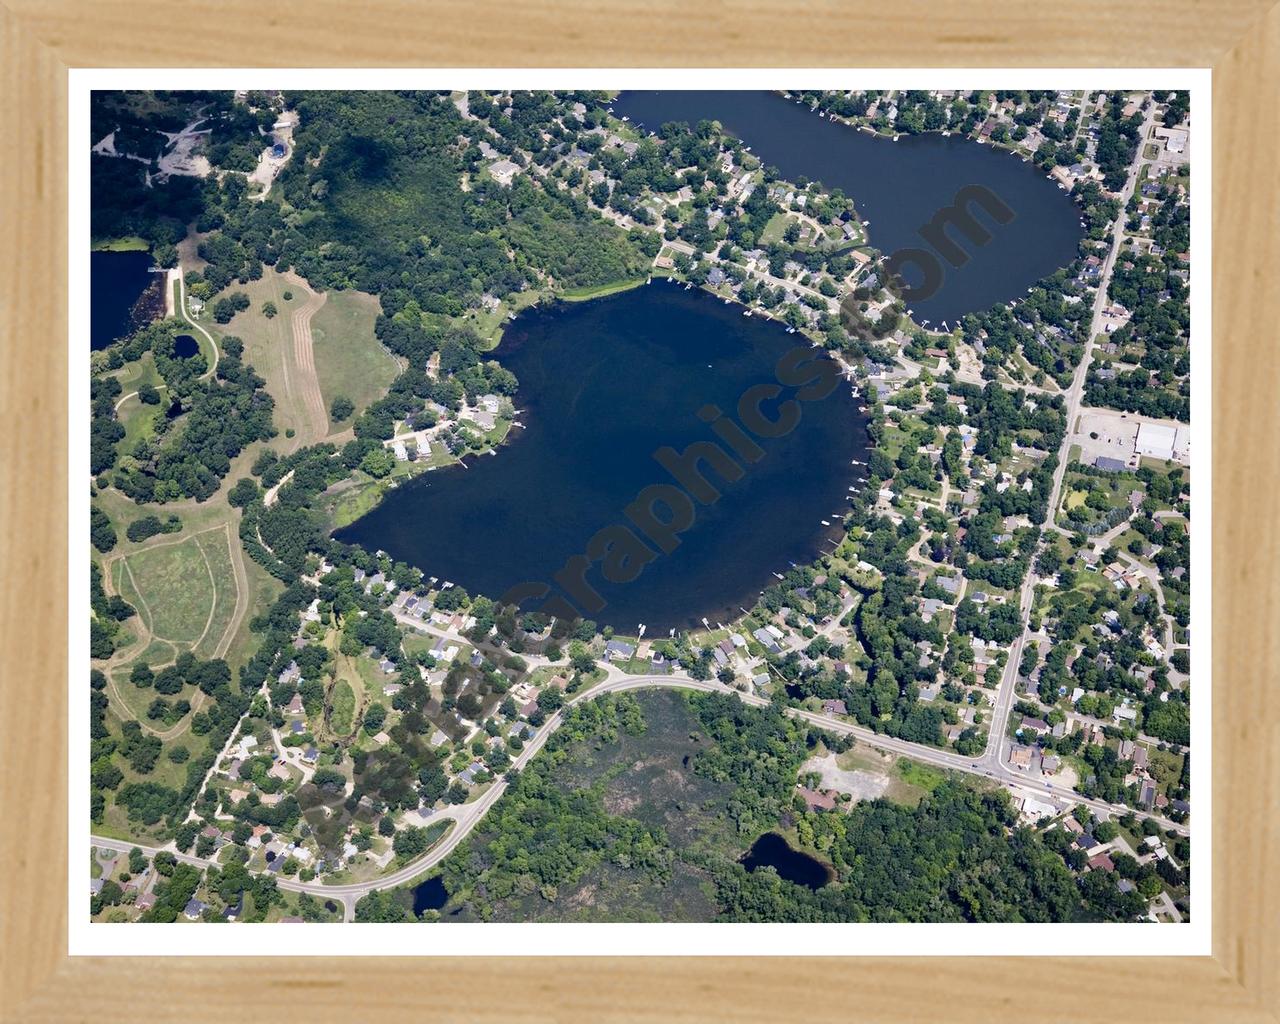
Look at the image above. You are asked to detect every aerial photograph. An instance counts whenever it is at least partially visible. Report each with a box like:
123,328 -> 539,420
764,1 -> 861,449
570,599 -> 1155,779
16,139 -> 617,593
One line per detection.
86,87 -> 1193,926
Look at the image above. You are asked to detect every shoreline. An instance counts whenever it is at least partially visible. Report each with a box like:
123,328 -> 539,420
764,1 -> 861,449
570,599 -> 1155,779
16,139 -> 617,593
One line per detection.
92,235 -> 150,253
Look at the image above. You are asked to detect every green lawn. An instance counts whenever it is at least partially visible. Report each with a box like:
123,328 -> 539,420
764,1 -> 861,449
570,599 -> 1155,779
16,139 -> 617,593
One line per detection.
307,288 -> 399,428
559,277 -> 646,302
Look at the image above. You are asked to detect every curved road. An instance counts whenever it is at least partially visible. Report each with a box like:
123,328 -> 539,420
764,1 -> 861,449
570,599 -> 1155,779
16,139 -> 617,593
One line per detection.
112,271 -> 219,413
92,669 -> 1188,922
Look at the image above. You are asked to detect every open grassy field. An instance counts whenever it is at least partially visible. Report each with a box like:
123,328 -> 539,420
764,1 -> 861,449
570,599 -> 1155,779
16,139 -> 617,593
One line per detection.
328,679 -> 357,737
208,266 -> 325,448
190,527 -> 241,660
117,533 -> 223,647
307,287 -> 399,429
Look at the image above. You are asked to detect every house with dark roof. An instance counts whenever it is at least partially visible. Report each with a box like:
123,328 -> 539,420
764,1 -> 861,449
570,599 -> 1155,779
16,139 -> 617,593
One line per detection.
603,639 -> 636,662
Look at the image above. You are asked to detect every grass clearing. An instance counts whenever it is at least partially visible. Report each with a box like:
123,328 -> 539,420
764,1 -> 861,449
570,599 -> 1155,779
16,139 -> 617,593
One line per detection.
191,528 -> 239,659
93,236 -> 150,252
559,278 -> 646,302
208,266 -> 315,445
329,679 -> 357,736
121,535 -> 215,645
895,757 -> 946,795
829,745 -> 943,807
308,288 -> 398,428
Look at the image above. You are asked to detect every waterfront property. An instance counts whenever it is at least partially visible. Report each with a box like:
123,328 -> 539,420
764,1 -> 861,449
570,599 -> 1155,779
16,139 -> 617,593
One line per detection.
612,91 -> 1084,325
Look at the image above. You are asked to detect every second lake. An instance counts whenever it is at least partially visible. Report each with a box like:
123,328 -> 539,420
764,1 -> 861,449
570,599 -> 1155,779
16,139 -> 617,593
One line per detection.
611,90 -> 1085,326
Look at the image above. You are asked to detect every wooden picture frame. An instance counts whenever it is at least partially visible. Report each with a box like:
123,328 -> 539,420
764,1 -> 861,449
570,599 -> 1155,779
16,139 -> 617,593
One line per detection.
2,3 -> 1276,1019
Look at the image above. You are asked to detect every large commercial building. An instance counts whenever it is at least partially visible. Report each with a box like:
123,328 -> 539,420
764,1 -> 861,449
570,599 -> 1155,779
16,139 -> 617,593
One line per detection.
1134,421 -> 1190,463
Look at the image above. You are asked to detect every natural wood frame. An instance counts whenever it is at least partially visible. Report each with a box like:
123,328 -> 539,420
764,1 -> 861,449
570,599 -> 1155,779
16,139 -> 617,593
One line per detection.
2,3 -> 1277,1019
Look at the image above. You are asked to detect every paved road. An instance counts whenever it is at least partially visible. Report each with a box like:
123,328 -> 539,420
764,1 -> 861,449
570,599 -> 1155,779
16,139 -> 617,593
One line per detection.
92,669 -> 1187,921
980,101 -> 1159,778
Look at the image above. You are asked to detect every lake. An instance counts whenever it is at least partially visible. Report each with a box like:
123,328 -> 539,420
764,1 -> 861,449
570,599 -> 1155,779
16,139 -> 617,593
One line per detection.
611,90 -> 1084,326
336,280 -> 869,634
740,832 -> 833,890
173,334 -> 199,358
90,249 -> 156,350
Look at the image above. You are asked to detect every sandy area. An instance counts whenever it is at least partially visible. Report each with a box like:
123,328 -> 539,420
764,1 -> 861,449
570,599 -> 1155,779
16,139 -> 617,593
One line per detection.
802,752 -> 891,802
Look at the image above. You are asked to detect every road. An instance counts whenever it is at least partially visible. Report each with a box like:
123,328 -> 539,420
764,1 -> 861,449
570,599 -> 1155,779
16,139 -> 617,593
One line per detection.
980,101 -> 1159,778
92,666 -> 1187,921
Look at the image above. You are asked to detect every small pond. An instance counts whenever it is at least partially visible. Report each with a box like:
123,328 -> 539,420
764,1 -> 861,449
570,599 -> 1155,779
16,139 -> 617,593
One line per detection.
412,876 -> 450,915
173,333 -> 199,358
740,832 -> 833,890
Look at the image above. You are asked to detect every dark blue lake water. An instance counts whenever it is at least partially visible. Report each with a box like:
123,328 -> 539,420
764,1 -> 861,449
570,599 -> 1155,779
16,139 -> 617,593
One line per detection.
336,280 -> 869,633
90,249 -> 155,350
612,90 -> 1084,325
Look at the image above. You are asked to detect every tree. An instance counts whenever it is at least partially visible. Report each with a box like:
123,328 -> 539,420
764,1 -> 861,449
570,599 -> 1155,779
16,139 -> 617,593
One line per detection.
330,396 -> 355,421
360,448 -> 395,478
212,292 -> 250,323
393,826 -> 431,860
90,506 -> 116,553
536,687 -> 564,713
227,477 -> 261,508
262,301 -> 278,318
363,702 -> 387,734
